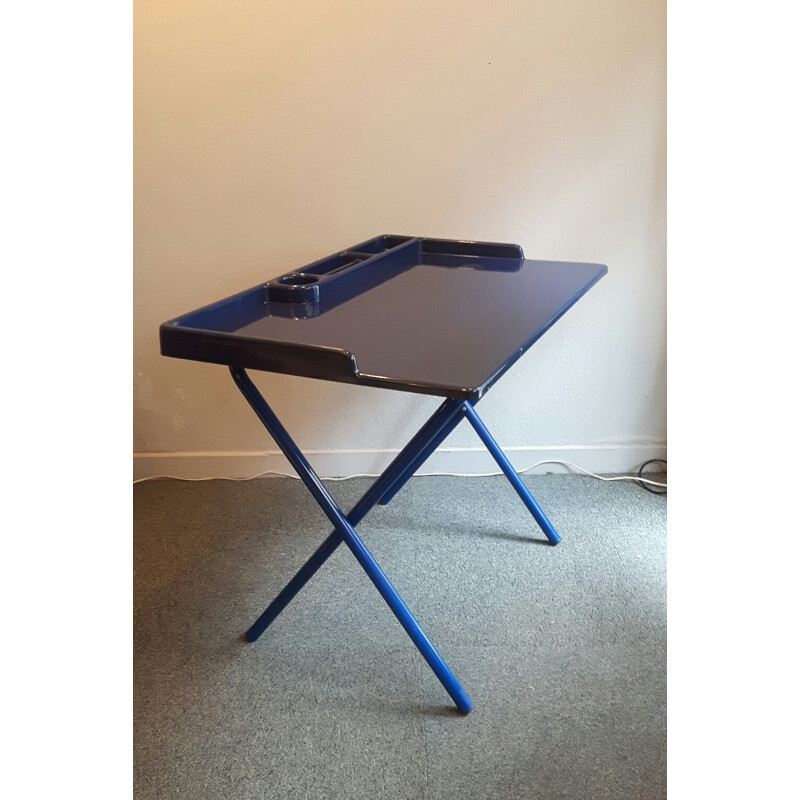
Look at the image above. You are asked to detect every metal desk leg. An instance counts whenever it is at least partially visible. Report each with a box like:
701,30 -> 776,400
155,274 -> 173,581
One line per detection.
462,401 -> 561,545
229,368 -> 473,713
377,400 -> 469,506
380,401 -> 562,545
238,387 -> 465,642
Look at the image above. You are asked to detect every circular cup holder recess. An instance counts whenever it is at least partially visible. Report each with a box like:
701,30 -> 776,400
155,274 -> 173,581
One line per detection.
276,273 -> 320,288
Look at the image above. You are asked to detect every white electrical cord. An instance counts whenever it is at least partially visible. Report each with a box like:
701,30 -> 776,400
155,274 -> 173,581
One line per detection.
133,459 -> 666,489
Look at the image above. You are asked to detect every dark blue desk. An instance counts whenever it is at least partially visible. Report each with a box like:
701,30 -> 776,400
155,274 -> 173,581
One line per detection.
161,235 -> 607,714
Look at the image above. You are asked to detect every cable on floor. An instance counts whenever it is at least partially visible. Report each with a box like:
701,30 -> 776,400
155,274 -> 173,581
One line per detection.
133,459 -> 667,491
636,459 -> 667,495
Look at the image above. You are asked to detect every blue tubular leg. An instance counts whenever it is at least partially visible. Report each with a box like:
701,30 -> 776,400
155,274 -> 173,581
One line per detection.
244,532 -> 340,642
229,368 -> 473,713
462,402 -> 561,545
378,400 -> 468,506
238,385 -> 466,642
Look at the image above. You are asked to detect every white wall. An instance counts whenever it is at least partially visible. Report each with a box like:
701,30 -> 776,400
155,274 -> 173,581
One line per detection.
134,0 -> 666,478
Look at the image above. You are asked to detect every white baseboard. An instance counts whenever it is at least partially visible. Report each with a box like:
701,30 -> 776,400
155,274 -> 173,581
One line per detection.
133,443 -> 666,481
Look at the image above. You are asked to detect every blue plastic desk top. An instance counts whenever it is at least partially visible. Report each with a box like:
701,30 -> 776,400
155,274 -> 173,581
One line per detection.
160,235 -> 607,400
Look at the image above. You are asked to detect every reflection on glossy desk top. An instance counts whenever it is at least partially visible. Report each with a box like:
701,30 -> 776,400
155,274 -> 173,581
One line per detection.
161,236 -> 607,399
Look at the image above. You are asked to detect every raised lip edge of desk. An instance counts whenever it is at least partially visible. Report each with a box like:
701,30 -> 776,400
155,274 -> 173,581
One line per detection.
158,258 -> 608,401
160,323 -> 480,399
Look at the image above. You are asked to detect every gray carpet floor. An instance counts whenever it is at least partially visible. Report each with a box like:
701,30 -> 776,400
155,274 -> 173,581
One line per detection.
134,474 -> 666,799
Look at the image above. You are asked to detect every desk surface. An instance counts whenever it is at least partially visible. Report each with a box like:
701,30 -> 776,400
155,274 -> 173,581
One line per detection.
161,236 -> 607,399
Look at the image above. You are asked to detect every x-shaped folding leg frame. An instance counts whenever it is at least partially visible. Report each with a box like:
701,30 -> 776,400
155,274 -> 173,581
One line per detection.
230,366 -> 561,714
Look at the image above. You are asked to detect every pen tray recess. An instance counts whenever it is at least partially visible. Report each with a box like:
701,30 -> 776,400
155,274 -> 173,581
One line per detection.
264,235 -> 524,307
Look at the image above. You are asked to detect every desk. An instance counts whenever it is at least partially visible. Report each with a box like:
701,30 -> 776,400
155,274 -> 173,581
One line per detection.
161,234 -> 607,714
